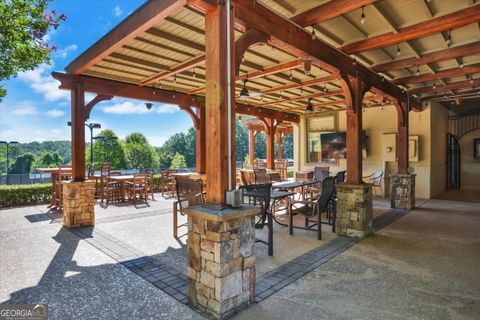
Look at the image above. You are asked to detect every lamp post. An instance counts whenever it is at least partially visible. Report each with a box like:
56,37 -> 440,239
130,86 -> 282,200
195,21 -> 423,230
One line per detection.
92,136 -> 118,163
67,122 -> 101,164
0,141 -> 19,184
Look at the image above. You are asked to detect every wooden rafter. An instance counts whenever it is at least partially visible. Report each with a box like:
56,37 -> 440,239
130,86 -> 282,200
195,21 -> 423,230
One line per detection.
235,1 -> 420,109
373,41 -> 480,72
236,103 -> 299,123
261,74 -> 339,94
393,64 -> 480,85
342,6 -> 480,54
291,0 -> 377,26
140,55 -> 205,85
65,0 -> 185,74
410,78 -> 480,95
259,90 -> 343,107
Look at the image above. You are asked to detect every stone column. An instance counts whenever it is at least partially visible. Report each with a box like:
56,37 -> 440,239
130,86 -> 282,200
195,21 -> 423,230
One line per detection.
335,183 -> 373,239
184,205 -> 258,319
62,180 -> 95,228
390,174 -> 415,209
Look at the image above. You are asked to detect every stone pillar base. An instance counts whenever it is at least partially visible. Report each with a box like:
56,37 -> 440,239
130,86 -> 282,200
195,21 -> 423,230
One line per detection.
390,174 -> 415,209
184,205 -> 259,320
336,183 -> 373,239
62,180 -> 95,228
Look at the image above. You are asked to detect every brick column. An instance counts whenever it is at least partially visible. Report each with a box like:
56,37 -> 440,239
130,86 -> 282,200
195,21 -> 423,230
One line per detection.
390,174 -> 415,209
62,180 -> 95,227
184,205 -> 258,319
335,183 -> 373,238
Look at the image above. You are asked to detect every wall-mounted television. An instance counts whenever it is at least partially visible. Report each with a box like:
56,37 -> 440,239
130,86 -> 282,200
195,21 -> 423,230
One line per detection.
318,131 -> 368,164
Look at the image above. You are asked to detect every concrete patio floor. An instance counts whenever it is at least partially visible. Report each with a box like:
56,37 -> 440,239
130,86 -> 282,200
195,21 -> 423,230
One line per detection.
1,195 -> 479,319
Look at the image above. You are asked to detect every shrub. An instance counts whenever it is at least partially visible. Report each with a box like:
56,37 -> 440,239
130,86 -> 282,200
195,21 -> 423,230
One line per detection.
152,174 -> 164,192
0,183 -> 52,208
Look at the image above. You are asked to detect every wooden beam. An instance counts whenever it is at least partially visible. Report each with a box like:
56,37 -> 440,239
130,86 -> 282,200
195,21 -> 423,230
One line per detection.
140,55 -> 205,85
342,6 -> 480,54
52,72 -> 200,107
291,0 -> 377,26
65,0 -> 185,74
235,1 -> 419,109
395,97 -> 409,174
145,28 -> 205,52
235,103 -> 299,123
70,83 -> 86,181
393,64 -> 480,85
261,74 -> 339,94
248,127 -> 256,166
235,29 -> 270,76
410,79 -> 480,95
373,41 -> 480,72
259,90 -> 343,107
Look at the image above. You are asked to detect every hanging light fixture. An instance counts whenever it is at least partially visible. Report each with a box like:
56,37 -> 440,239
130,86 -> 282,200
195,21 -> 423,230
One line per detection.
459,57 -> 464,68
173,75 -> 177,85
192,67 -> 196,78
352,56 -> 357,65
397,44 -> 401,56
416,65 -> 420,76
360,6 -> 366,24
433,81 -> 437,89
289,70 -> 293,80
240,79 -> 249,98
311,26 -> 315,40
145,102 -> 153,110
323,83 -> 328,93
469,74 -> 474,84
446,30 -> 452,46
306,98 -> 313,112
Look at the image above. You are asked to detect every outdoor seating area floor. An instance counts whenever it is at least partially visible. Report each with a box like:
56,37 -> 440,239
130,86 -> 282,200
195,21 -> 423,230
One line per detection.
2,195 -> 477,319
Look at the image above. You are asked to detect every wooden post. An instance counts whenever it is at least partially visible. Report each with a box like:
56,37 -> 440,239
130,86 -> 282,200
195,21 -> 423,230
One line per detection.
204,2 -> 235,205
249,127 -> 255,166
265,118 -> 275,170
339,73 -> 370,184
71,83 -> 86,181
396,98 -> 409,174
196,104 -> 206,174
277,133 -> 283,160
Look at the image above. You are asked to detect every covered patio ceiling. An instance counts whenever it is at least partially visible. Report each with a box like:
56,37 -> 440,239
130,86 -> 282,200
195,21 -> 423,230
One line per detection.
61,0 -> 480,116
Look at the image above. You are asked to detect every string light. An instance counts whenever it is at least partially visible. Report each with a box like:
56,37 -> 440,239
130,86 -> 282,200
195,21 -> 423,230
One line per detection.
323,83 -> 327,93
352,57 -> 357,65
173,76 -> 177,85
289,70 -> 293,80
361,6 -> 366,24
192,67 -> 196,78
311,27 -> 315,40
469,74 -> 474,84
416,65 -> 420,76
397,44 -> 401,57
459,57 -> 464,68
433,81 -> 437,89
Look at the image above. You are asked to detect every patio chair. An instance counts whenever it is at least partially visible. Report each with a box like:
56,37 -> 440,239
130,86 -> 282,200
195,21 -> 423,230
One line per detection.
173,177 -> 204,238
289,177 -> 336,240
326,170 -> 347,229
269,172 -> 282,182
363,171 -> 384,196
254,168 -> 270,184
239,170 -> 250,186
335,170 -> 347,184
99,162 -> 112,202
240,183 -> 274,255
161,169 -> 176,198
256,159 -> 266,169
146,171 -> 155,200
105,171 -> 122,205
125,173 -> 148,205
55,164 -> 72,209
274,159 -> 288,180
307,166 -> 330,199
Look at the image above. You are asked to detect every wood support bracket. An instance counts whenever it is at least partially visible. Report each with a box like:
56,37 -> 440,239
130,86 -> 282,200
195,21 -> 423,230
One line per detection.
234,29 -> 270,76
84,94 -> 113,120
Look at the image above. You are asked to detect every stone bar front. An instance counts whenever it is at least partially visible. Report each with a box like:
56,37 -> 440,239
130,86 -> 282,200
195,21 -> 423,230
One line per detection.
62,180 -> 95,228
390,173 -> 416,209
336,183 -> 373,239
184,205 -> 259,319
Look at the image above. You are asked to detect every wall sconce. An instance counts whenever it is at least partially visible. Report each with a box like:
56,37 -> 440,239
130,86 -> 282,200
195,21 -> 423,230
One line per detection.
145,102 -> 153,110
385,146 -> 392,153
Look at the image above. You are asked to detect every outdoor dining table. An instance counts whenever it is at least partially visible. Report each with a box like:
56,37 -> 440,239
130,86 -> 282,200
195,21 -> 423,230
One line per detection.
272,179 -> 320,201
37,167 -> 72,209
108,175 -> 134,202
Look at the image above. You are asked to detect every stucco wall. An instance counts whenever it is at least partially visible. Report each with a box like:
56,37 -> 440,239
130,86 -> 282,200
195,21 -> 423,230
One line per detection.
459,128 -> 480,191
294,103 -> 443,199
429,102 -> 449,197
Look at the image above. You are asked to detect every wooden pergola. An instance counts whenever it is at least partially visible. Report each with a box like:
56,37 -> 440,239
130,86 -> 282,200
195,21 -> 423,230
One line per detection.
241,117 -> 293,167
53,0 -> 480,206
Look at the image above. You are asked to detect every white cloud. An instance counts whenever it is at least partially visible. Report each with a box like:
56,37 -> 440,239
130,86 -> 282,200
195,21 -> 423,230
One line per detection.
12,101 -> 39,116
113,5 -> 122,17
56,44 -> 78,59
101,100 -> 179,115
46,109 -> 66,117
18,64 -> 70,102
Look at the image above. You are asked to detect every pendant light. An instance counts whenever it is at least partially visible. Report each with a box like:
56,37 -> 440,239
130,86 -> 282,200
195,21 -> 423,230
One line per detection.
240,79 -> 249,98
306,98 -> 313,112
360,6 -> 366,24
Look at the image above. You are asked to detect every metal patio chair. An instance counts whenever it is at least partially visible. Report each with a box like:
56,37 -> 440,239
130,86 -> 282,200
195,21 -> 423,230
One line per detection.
173,177 -> 204,238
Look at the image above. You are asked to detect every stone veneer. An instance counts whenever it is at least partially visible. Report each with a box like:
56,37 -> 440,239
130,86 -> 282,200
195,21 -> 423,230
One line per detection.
62,180 -> 95,228
335,183 -> 373,239
390,174 -> 415,209
184,205 -> 259,320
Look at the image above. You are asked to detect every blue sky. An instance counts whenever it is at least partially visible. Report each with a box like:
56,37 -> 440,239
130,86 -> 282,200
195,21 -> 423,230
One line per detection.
0,0 -> 193,147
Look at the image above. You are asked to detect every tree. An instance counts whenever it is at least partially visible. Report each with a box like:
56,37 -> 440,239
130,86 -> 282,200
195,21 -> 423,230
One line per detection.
33,151 -> 64,169
170,152 -> 187,169
9,153 -> 35,174
124,132 -> 158,170
89,129 -> 126,170
0,0 -> 66,100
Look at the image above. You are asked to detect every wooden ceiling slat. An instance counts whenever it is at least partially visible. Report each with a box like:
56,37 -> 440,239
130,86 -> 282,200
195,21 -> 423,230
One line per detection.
141,55 -> 205,85
259,90 -> 344,107
341,6 -> 480,54
109,52 -> 170,71
145,28 -> 205,52
135,36 -> 197,58
393,63 -> 480,85
410,78 -> 480,95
